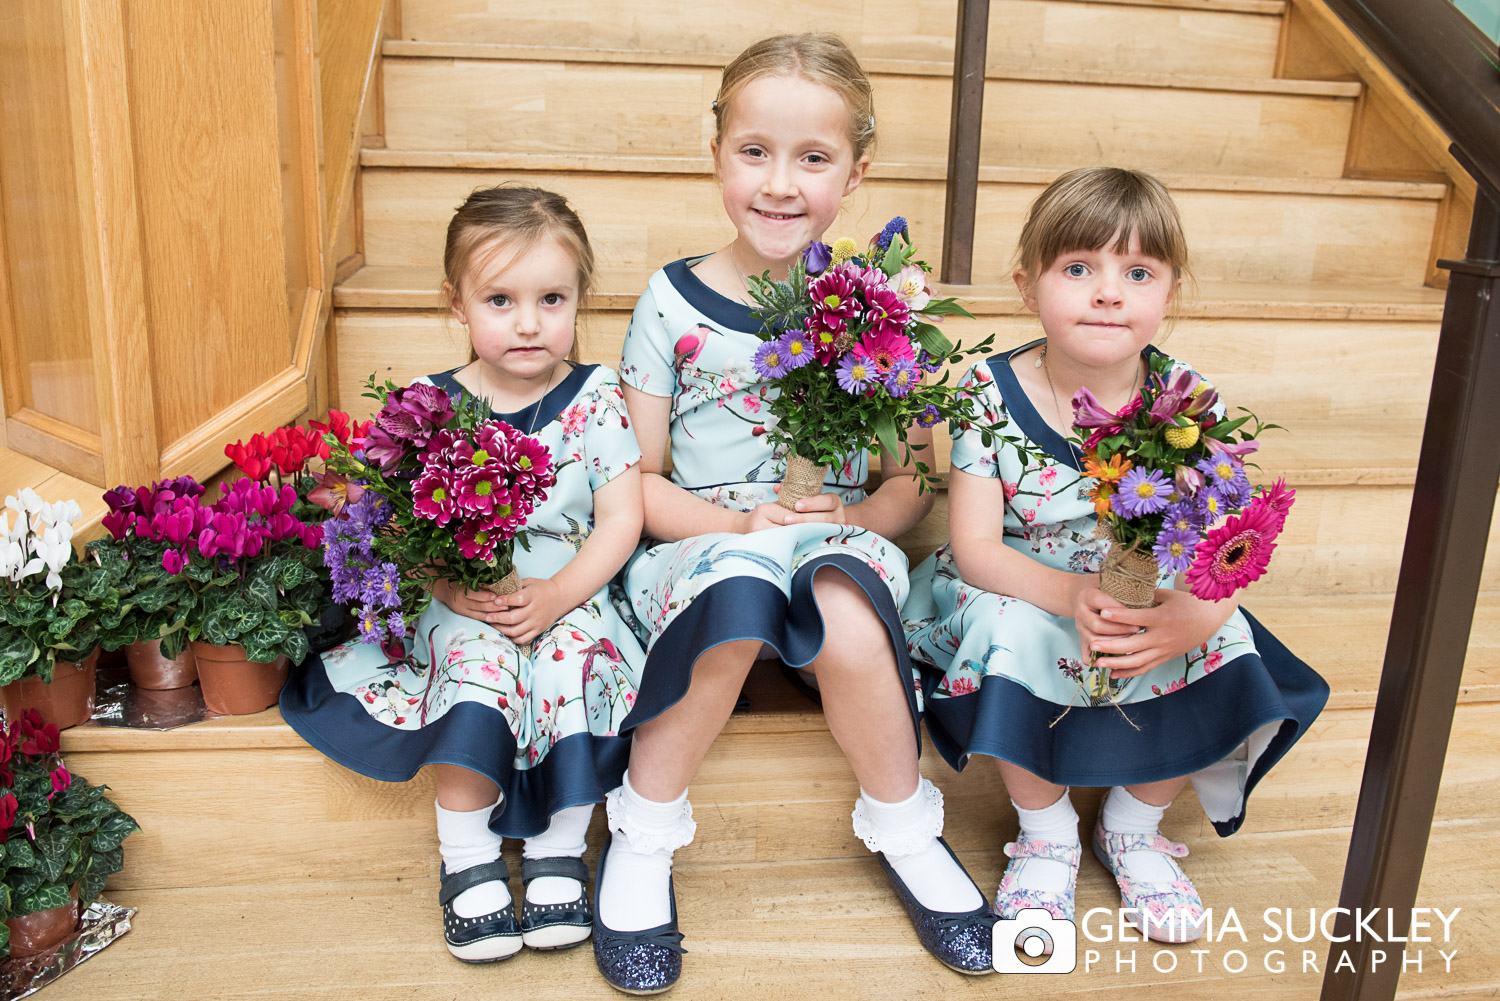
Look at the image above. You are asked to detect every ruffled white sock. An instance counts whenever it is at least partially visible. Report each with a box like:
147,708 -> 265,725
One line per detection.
522,803 -> 593,905
1102,786 -> 1177,882
435,797 -> 509,919
597,771 -> 696,932
1011,790 -> 1080,894
853,779 -> 984,913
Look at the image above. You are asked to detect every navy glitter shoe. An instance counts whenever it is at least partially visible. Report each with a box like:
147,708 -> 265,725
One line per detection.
876,837 -> 997,975
439,860 -> 523,963
592,836 -> 687,995
521,856 -> 593,950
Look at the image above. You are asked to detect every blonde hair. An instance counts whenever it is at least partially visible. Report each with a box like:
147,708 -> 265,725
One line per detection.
712,33 -> 876,160
1015,167 -> 1191,294
442,185 -> 595,363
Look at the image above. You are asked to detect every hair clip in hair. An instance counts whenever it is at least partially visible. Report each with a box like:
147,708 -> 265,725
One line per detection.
711,99 -> 720,113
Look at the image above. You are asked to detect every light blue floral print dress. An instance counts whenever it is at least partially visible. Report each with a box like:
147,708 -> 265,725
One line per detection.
615,258 -> 922,736
281,364 -> 647,838
903,341 -> 1328,835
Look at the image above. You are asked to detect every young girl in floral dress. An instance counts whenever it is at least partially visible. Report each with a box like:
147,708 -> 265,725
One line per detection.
282,186 -> 645,962
905,167 -> 1329,943
594,33 -> 997,995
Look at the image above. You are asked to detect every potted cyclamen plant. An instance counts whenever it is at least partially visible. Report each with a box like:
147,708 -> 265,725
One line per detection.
92,477 -> 206,690
167,478 -> 327,714
0,491 -> 110,728
0,710 -> 138,956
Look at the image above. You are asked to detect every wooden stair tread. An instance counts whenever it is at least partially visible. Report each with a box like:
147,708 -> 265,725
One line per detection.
333,265 -> 1448,321
358,150 -> 1449,201
0,447 -> 110,541
382,39 -> 1356,98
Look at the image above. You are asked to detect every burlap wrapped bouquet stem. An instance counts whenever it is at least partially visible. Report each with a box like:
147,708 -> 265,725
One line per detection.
777,454 -> 829,511
483,566 -> 530,657
1099,539 -> 1161,611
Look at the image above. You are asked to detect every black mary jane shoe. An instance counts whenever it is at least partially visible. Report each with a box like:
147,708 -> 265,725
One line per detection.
592,836 -> 687,995
877,837 -> 997,975
439,859 -> 523,963
520,856 -> 594,950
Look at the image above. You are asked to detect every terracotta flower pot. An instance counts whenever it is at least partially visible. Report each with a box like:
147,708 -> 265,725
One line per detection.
124,638 -> 198,690
5,887 -> 79,957
0,651 -> 98,729
190,642 -> 289,715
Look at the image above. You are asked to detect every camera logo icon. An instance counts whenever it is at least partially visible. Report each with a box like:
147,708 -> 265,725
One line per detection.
992,908 -> 1078,974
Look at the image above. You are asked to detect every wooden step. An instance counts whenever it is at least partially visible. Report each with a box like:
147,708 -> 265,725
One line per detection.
379,49 -> 1358,178
0,446 -> 110,540
397,0 -> 1287,79
356,161 -> 1444,287
334,265 -> 1451,321
54,694 -> 1500,997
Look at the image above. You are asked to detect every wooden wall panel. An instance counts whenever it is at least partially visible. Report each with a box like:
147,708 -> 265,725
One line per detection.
0,0 -> 98,436
319,0 -> 384,231
124,0 -> 293,450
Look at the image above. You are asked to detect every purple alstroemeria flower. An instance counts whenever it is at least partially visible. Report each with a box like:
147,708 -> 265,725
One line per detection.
1204,435 -> 1259,459
1073,386 -> 1145,450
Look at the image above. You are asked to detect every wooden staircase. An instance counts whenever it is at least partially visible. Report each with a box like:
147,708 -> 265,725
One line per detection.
55,0 -> 1500,996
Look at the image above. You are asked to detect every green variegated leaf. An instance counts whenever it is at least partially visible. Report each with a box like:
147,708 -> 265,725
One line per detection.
91,813 -> 139,853
17,883 -> 70,915
37,826 -> 74,883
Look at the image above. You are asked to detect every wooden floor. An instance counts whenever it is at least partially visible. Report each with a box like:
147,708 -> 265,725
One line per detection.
45,641 -> 1500,1000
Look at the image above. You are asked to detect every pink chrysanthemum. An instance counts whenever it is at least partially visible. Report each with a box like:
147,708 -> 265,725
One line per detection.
808,267 -> 861,329
1185,496 -> 1283,601
862,284 -> 911,338
412,467 -> 462,525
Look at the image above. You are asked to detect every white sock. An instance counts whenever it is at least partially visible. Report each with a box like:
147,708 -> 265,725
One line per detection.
597,771 -> 696,932
435,797 -> 509,919
1011,790 -> 1081,894
522,803 -> 593,905
1101,786 -> 1178,883
854,780 -> 984,913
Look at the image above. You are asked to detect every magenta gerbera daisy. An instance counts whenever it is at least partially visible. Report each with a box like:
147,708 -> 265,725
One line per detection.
1185,496 -> 1283,601
858,328 -> 916,374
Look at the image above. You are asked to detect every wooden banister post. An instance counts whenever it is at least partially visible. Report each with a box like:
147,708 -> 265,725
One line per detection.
1320,172 -> 1500,1000
941,0 -> 988,285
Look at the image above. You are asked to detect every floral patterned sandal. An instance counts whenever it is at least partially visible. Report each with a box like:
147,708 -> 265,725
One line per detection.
993,836 -> 1082,921
1091,819 -> 1206,943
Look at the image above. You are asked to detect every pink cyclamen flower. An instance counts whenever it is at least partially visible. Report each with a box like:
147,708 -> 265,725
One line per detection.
1185,495 -> 1283,601
161,549 -> 186,574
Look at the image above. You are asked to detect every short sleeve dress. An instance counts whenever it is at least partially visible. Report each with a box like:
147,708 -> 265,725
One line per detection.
281,363 -> 647,838
902,341 -> 1330,835
615,258 -> 922,737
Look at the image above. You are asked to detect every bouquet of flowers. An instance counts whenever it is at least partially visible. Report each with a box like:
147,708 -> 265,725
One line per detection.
743,217 -> 1019,507
314,378 -> 557,654
1075,354 -> 1294,699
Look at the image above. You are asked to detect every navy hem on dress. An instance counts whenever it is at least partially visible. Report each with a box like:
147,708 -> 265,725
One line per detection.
920,609 -> 1328,836
280,655 -> 631,838
620,552 -> 923,748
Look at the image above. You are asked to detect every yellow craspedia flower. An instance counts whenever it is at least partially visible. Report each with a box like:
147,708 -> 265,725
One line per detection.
829,238 -> 858,266
1164,423 -> 1200,449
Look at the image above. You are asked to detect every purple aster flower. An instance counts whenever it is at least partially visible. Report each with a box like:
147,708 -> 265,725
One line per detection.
332,575 -> 363,605
1162,498 -> 1205,533
1111,467 -> 1173,518
1198,455 -> 1250,502
917,404 -> 941,428
360,562 -> 402,609
753,339 -> 790,380
916,349 -> 946,375
778,331 -> 814,371
386,611 -> 407,638
1153,524 -> 1201,574
884,357 -> 919,398
837,352 -> 876,394
357,607 -> 388,644
803,241 -> 832,275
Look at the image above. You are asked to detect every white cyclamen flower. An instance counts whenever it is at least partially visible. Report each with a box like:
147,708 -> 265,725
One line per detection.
32,529 -> 72,592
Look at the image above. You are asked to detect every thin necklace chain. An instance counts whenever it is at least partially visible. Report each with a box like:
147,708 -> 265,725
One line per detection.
727,243 -> 754,303
1040,342 -> 1144,437
476,361 -> 562,435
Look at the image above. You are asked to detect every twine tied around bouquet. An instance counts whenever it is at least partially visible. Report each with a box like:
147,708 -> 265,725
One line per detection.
1051,529 -> 1158,732
778,454 -> 829,511
484,566 -> 531,658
